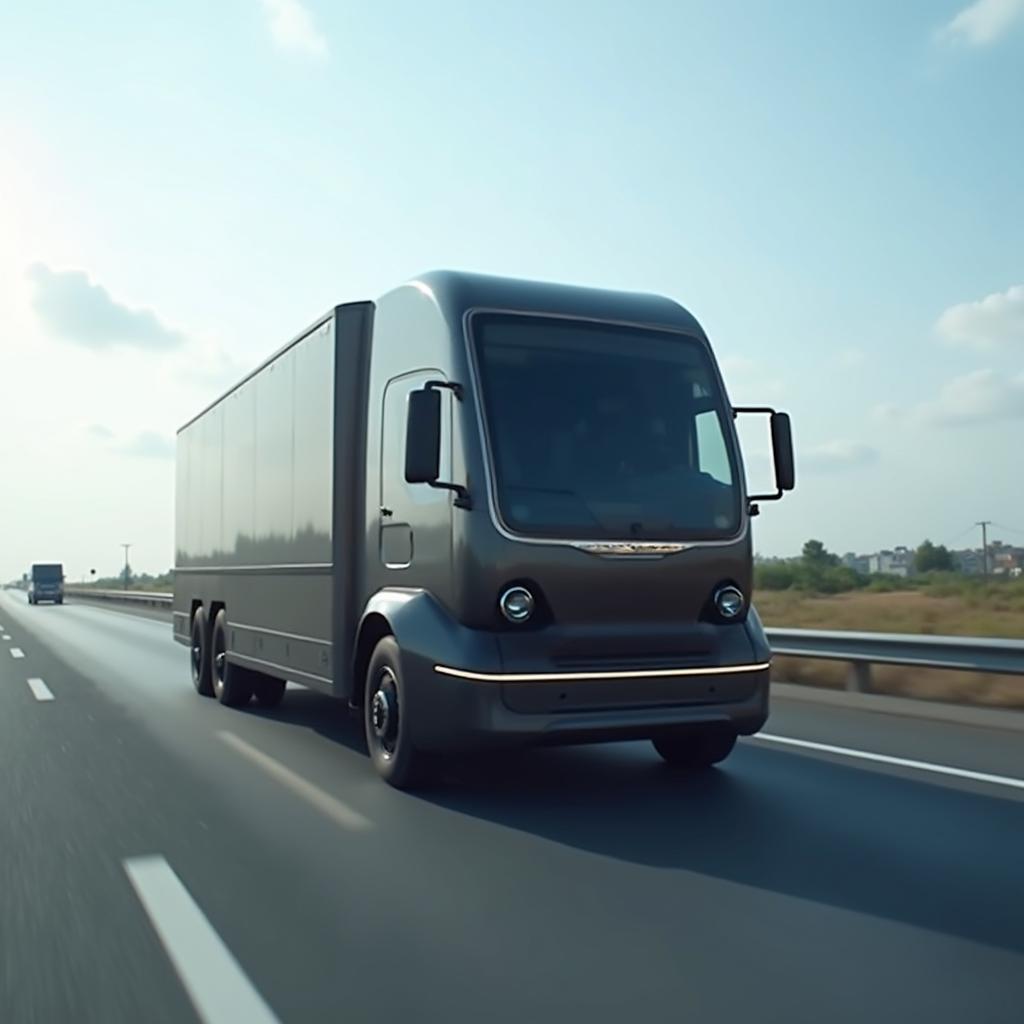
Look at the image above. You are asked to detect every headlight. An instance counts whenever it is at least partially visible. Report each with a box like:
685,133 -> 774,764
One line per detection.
499,586 -> 535,623
714,585 -> 745,620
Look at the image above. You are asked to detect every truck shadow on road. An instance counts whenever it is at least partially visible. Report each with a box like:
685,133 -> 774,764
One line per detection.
249,688 -> 1024,955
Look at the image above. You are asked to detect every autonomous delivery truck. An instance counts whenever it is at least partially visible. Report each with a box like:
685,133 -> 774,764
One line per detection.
173,271 -> 795,787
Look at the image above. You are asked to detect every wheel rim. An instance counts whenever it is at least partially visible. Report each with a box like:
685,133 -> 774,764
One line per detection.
212,629 -> 226,697
191,626 -> 203,684
369,668 -> 400,760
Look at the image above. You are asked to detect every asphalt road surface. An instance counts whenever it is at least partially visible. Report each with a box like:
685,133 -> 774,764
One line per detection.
1,590 -> 1022,1024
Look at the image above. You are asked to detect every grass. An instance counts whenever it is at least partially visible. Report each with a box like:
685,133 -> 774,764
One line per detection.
755,588 -> 1024,709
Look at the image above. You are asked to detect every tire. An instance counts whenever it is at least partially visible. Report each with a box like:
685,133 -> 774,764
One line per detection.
190,607 -> 214,697
211,609 -> 252,707
251,675 -> 286,709
364,637 -> 430,789
652,727 -> 737,769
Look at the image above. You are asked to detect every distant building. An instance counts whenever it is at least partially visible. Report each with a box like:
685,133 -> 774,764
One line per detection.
842,552 -> 871,575
953,545 -> 1023,575
954,549 -> 985,575
990,542 -> 1023,576
867,546 -> 913,577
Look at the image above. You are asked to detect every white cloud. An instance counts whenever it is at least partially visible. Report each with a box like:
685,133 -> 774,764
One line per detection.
800,440 -> 879,473
27,263 -> 184,351
121,431 -> 175,459
84,425 -> 175,459
870,402 -> 900,423
935,283 -> 1024,350
939,0 -> 1024,46
918,368 -> 1024,426
259,0 -> 328,58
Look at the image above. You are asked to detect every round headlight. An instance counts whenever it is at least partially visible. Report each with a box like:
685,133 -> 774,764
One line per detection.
500,586 -> 535,623
715,585 -> 745,620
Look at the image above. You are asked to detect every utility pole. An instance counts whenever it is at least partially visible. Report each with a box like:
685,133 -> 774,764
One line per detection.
120,543 -> 132,590
976,521 -> 991,577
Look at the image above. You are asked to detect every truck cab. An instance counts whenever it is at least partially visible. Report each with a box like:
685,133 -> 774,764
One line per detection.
28,563 -> 65,605
358,272 -> 794,784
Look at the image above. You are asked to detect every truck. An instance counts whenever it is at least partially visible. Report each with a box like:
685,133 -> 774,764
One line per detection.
173,271 -> 795,787
28,563 -> 65,604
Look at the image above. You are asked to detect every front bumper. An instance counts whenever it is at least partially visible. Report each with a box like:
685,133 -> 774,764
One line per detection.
403,656 -> 770,753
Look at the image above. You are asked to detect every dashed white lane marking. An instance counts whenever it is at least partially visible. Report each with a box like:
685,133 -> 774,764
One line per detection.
10,648 -> 25,659
2,635 -> 11,641
754,733 -> 1024,792
124,856 -> 281,1024
26,678 -> 54,702
218,730 -> 373,831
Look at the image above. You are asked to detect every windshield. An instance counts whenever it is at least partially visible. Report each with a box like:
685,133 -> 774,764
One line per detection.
32,564 -> 62,582
472,315 -> 741,541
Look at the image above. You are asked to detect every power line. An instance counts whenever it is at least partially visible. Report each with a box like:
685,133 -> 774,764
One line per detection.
990,522 -> 1024,539
944,523 -> 979,548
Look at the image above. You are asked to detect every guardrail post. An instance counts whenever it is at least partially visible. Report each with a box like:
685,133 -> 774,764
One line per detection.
846,661 -> 872,693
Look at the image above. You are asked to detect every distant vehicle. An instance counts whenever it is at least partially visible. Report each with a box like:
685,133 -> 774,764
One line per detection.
28,563 -> 65,605
174,271 -> 795,787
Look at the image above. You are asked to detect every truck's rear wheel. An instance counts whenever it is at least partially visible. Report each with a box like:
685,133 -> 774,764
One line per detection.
190,607 -> 214,696
652,727 -> 737,769
364,637 -> 430,789
211,610 -> 252,707
251,676 -> 286,708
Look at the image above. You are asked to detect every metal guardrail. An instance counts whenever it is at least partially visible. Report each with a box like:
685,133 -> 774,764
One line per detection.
65,587 -> 172,609
765,627 -> 1024,692
62,590 -> 1023,695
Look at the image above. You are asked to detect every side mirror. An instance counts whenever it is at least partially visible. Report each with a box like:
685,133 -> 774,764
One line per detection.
770,412 -> 795,492
405,388 -> 441,484
733,405 -> 796,503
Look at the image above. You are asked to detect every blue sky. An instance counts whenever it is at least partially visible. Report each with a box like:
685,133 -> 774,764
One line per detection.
1,0 -> 1023,578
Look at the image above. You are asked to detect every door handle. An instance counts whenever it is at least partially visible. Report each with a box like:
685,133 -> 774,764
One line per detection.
380,506 -> 393,518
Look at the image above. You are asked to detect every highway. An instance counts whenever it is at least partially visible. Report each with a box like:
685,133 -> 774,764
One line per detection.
1,590 -> 1022,1023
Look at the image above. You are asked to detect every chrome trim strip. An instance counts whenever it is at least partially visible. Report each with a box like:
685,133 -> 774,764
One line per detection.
460,306 -> 750,553
434,661 -> 771,684
574,542 -> 689,557
230,622 -> 332,646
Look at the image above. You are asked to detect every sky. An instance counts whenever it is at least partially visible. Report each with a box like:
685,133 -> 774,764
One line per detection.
1,0 -> 1023,580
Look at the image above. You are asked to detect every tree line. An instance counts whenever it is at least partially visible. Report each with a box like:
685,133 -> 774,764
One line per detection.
756,539 -> 956,594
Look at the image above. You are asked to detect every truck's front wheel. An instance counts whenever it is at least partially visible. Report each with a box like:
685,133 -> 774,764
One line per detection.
364,638 -> 430,789
652,727 -> 737,769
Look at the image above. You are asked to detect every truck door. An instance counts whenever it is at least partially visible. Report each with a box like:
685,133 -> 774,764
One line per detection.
379,371 -> 453,588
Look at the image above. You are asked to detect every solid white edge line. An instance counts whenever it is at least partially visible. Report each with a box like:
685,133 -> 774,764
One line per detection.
124,856 -> 281,1024
26,677 -> 54,702
218,730 -> 373,831
754,733 -> 1024,791
10,648 -> 25,659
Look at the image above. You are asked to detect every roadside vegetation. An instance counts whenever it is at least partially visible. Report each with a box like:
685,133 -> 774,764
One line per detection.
86,571 -> 174,592
755,539 -> 1024,708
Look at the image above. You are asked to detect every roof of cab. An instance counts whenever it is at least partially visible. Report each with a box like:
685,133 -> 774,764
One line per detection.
388,270 -> 705,336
